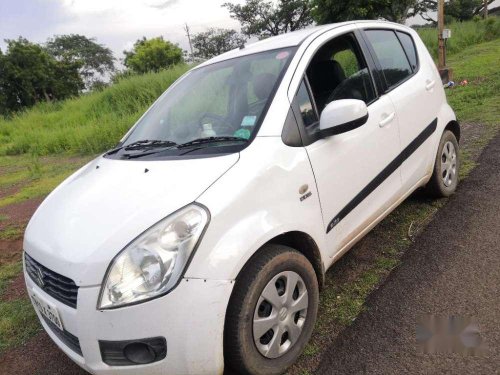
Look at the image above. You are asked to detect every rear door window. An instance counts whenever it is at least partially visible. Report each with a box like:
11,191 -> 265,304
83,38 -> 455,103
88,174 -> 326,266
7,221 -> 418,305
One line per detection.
365,30 -> 412,88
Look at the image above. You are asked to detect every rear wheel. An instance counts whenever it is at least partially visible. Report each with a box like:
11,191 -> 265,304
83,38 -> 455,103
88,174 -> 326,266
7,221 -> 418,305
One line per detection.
224,244 -> 319,375
425,130 -> 460,197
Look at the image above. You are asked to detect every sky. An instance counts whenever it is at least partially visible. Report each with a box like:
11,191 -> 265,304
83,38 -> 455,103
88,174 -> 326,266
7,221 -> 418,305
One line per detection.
0,0 -> 242,64
1,0 -> 498,66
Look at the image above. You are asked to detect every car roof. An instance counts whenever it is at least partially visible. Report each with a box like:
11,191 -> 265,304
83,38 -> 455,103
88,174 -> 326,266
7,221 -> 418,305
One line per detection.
194,20 -> 406,69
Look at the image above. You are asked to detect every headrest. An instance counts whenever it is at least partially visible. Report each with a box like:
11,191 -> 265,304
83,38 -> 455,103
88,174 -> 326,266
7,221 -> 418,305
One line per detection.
253,73 -> 277,101
308,60 -> 346,94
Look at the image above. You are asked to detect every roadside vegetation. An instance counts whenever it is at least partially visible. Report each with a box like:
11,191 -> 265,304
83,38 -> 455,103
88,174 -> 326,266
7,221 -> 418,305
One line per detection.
0,20 -> 498,366
0,65 -> 189,156
0,19 -> 498,158
418,17 -> 500,58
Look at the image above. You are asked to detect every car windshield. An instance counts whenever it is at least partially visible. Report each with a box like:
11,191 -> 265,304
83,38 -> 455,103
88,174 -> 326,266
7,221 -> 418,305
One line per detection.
119,47 -> 296,156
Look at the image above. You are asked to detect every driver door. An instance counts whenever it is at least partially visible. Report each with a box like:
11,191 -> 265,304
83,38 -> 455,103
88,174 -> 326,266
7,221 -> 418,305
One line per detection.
291,32 -> 402,258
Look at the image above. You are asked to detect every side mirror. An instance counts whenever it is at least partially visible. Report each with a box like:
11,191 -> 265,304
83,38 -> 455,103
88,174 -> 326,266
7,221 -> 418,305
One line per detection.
319,99 -> 369,138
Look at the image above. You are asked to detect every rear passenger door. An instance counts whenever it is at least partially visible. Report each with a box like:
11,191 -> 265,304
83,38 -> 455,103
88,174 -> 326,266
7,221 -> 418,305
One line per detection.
362,28 -> 441,190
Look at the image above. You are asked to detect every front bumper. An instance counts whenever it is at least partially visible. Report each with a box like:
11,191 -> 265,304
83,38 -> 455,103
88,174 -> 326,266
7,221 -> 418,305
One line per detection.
24,268 -> 233,375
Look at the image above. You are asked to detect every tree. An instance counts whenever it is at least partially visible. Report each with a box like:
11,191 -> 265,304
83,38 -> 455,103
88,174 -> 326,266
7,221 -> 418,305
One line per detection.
446,0 -> 482,21
46,34 -> 115,90
223,0 -> 313,39
380,1 -> 423,23
0,49 -> 6,115
412,0 -> 439,23
415,0 -> 495,22
311,0 -> 434,25
0,38 -> 83,114
123,37 -> 183,74
192,28 -> 247,59
311,0 -> 382,24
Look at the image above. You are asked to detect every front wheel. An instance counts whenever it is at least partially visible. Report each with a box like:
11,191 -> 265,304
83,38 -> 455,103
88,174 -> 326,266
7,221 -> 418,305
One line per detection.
224,244 -> 319,375
425,130 -> 460,197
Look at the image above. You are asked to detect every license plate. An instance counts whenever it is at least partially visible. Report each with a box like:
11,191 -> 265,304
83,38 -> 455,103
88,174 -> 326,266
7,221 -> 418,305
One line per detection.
29,289 -> 64,331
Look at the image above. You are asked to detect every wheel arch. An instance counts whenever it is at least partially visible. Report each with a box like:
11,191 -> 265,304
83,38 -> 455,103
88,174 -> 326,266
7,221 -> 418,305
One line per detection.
445,120 -> 460,143
230,231 -> 325,291
267,231 -> 325,289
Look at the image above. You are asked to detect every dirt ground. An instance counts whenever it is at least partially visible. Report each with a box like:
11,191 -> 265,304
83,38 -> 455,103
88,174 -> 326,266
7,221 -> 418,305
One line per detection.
0,333 -> 87,375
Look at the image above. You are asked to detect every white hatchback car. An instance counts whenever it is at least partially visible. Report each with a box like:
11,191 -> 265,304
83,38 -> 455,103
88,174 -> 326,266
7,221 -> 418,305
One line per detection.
24,21 -> 459,375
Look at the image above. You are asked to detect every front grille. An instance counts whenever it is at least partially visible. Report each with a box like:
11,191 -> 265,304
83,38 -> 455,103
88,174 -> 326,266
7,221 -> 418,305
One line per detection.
41,315 -> 83,356
24,253 -> 79,308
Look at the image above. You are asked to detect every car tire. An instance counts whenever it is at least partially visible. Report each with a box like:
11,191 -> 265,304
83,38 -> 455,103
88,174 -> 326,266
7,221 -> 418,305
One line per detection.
224,244 -> 319,375
425,130 -> 460,198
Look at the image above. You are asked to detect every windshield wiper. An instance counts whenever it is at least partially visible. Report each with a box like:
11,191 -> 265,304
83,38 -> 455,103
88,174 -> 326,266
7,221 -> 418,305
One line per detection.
105,139 -> 177,156
125,139 -> 177,150
106,137 -> 247,159
176,136 -> 248,149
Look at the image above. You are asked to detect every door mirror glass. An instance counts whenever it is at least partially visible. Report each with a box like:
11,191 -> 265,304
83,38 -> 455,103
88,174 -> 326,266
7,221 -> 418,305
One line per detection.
319,99 -> 368,137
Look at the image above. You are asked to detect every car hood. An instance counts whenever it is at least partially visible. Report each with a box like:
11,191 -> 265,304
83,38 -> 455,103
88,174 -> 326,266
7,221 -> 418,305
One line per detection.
24,154 -> 239,286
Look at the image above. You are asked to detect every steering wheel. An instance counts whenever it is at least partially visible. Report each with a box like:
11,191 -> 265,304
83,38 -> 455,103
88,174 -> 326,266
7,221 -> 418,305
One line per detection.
248,99 -> 267,115
199,113 -> 234,135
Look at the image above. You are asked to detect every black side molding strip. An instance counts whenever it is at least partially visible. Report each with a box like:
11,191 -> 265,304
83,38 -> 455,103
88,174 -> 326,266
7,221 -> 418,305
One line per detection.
326,118 -> 438,233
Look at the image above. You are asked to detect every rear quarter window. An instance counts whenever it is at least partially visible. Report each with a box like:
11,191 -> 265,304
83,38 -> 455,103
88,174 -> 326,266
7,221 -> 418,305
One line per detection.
396,31 -> 418,71
296,80 -> 318,128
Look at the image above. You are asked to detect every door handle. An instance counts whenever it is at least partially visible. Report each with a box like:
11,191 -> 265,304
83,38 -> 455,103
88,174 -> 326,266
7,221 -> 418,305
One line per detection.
425,79 -> 436,91
379,112 -> 395,128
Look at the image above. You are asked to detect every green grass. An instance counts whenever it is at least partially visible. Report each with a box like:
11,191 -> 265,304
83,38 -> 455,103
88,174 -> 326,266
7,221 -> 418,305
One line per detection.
0,173 -> 72,208
0,262 -> 22,296
0,299 -> 39,354
0,155 -> 91,207
446,40 -> 500,126
448,38 -> 500,176
0,259 -> 40,356
418,18 -> 500,59
0,251 -> 41,356
0,261 -> 40,355
0,169 -> 30,189
0,226 -> 23,240
0,250 -> 42,357
0,65 -> 190,156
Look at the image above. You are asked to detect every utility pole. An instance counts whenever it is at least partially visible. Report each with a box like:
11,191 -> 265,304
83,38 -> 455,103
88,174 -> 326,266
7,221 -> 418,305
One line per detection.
184,23 -> 194,60
437,0 -> 452,82
437,0 -> 445,70
483,0 -> 488,18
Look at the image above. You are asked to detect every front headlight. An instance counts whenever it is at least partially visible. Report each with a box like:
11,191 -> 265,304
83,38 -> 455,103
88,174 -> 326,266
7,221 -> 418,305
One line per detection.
98,204 -> 209,309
